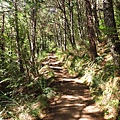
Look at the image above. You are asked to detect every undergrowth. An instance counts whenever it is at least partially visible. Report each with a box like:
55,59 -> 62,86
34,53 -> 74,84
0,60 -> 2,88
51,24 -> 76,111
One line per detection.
0,51 -> 55,120
56,48 -> 120,120
90,61 -> 119,120
56,49 -> 89,77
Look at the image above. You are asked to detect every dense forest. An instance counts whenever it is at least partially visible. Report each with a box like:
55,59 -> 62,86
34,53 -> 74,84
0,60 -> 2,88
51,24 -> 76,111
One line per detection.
0,0 -> 120,119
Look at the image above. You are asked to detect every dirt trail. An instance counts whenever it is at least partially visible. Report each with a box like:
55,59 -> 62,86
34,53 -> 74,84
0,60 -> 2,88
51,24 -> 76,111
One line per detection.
43,53 -> 104,120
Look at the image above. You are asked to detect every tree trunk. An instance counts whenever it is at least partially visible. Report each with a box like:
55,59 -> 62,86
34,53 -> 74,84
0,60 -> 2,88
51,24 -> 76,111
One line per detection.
30,3 -> 37,67
92,0 -> 100,42
103,0 -> 120,67
85,0 -> 98,60
58,22 -> 62,49
69,0 -> 76,49
0,13 -> 5,62
56,0 -> 67,50
76,0 -> 83,39
63,1 -> 67,50
28,0 -> 39,75
15,0 -> 24,73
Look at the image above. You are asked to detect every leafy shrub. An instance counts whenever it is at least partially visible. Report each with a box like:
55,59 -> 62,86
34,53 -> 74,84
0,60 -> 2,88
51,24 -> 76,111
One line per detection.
89,62 -> 119,120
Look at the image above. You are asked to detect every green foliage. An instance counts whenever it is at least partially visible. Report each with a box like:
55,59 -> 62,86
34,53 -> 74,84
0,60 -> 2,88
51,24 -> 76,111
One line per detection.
89,61 -> 119,119
118,116 -> 120,120
91,63 -> 115,90
0,49 -> 55,119
58,50 -> 89,76
0,91 -> 18,107
57,47 -> 120,119
0,0 -> 120,119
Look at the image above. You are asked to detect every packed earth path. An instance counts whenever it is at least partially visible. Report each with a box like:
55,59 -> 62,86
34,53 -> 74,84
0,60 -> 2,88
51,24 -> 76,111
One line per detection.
43,53 -> 104,120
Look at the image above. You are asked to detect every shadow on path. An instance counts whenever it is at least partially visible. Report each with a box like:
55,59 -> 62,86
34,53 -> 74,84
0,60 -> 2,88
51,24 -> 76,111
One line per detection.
43,53 -> 104,120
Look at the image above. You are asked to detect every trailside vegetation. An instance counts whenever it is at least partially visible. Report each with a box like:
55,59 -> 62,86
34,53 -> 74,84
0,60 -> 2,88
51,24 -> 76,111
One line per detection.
0,0 -> 120,119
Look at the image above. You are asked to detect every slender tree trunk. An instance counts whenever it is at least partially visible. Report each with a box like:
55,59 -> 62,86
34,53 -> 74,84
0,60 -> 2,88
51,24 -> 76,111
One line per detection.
76,0 -> 83,39
55,23 -> 59,47
56,0 -> 75,49
69,0 -> 76,49
92,0 -> 100,42
31,9 -> 36,62
0,13 -> 5,62
15,0 -> 24,73
103,0 -> 120,67
53,21 -> 58,47
63,1 -> 67,50
76,0 -> 87,47
31,4 -> 37,67
85,0 -> 98,60
58,22 -> 62,49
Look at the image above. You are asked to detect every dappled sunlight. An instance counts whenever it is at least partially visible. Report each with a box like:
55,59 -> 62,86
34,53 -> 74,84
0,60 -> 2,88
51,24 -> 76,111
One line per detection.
61,94 -> 81,100
60,94 -> 92,102
1,0 -> 119,119
83,105 -> 101,113
44,73 -> 103,120
12,102 -> 46,120
62,78 -> 84,83
75,103 -> 86,107
104,54 -> 113,62
40,54 -> 104,120
80,71 -> 94,84
19,112 -> 33,120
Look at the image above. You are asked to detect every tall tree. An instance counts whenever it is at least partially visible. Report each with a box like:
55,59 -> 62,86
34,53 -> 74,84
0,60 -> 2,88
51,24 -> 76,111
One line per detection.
63,0 -> 67,50
103,0 -> 120,67
68,0 -> 76,49
0,12 -> 5,62
76,0 -> 84,39
92,0 -> 100,41
30,0 -> 37,67
14,0 -> 24,73
54,0 -> 68,50
85,0 -> 98,60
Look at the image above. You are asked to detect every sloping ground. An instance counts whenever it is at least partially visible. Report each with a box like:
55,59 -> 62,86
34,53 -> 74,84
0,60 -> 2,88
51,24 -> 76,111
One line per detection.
43,53 -> 104,120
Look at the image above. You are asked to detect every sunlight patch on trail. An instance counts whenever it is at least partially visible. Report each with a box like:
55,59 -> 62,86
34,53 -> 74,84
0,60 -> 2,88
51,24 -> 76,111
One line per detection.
61,95 -> 82,100
60,94 -> 92,102
62,78 -> 83,83
83,105 -> 101,113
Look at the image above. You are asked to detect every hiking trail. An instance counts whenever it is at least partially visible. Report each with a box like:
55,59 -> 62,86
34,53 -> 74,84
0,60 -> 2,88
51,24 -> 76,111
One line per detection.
43,53 -> 104,120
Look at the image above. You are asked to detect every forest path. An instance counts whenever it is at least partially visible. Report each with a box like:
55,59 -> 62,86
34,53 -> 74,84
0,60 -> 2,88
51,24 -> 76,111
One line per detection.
43,53 -> 104,120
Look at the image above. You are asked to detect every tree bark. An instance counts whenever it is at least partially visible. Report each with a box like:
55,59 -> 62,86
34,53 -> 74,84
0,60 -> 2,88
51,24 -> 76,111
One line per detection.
15,0 -> 24,73
85,0 -> 98,60
31,5 -> 37,66
63,0 -> 67,50
76,0 -> 84,39
103,0 -> 120,67
0,13 -> 5,62
68,0 -> 76,49
92,0 -> 100,42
